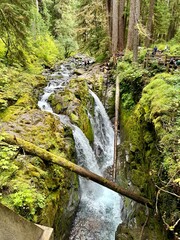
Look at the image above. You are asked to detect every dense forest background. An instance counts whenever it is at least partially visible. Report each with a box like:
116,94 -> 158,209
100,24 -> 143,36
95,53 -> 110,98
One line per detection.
0,0 -> 179,68
0,0 -> 180,239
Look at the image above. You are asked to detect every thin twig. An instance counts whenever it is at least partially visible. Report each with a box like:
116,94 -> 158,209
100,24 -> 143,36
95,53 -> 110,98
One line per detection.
155,189 -> 161,215
155,185 -> 180,199
139,204 -> 149,240
162,213 -> 180,231
155,170 -> 180,214
166,170 -> 180,187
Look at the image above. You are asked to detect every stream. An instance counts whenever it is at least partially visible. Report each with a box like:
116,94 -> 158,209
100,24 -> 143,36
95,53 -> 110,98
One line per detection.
38,57 -> 122,240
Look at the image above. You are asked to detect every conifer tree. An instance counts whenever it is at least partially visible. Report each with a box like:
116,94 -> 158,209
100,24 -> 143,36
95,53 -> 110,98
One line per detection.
0,0 -> 32,64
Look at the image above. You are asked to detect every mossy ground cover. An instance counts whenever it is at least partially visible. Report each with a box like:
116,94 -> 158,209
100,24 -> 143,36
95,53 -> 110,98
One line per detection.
118,60 -> 180,239
0,67 -> 79,237
0,67 -> 46,118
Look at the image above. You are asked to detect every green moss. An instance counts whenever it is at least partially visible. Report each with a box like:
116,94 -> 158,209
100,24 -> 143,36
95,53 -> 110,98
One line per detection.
48,77 -> 94,143
55,103 -> 62,113
70,113 -> 79,124
139,73 -> 180,178
0,67 -> 78,234
0,67 -> 46,122
0,99 -> 8,111
118,69 -> 179,239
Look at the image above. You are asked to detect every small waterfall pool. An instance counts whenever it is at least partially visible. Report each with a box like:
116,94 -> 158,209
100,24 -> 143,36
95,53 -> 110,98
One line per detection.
38,57 -> 122,240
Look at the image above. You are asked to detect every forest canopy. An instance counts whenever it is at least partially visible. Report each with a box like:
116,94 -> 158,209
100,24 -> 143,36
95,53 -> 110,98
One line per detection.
0,0 -> 179,68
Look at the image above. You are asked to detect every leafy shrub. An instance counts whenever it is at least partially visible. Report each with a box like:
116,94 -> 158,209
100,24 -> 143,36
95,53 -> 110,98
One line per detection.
2,181 -> 46,221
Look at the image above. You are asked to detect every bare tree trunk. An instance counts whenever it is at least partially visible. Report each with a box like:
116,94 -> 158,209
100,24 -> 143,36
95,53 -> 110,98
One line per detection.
3,133 -> 153,208
126,0 -> 135,50
112,0 -> 119,55
133,0 -> 140,62
167,1 -> 179,40
145,0 -> 155,47
124,0 -> 130,46
35,0 -> 39,12
105,0 -> 113,51
113,75 -> 120,181
118,0 -> 125,52
106,0 -> 112,38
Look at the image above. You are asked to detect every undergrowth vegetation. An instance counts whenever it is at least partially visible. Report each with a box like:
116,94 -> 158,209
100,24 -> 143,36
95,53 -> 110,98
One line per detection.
118,57 -> 180,238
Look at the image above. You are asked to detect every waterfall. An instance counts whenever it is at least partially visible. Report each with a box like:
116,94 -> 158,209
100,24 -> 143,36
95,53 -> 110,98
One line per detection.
70,125 -> 121,240
89,90 -> 114,172
38,58 -> 122,240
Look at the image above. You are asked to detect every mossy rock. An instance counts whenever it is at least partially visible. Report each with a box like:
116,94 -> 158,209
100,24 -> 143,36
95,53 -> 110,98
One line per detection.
116,204 -> 168,240
0,67 -> 47,121
0,99 -> 8,111
48,77 -> 94,143
118,70 -> 180,239
0,67 -> 79,239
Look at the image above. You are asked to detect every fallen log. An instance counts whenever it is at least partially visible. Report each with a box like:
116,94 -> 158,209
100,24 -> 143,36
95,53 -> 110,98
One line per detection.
2,133 -> 153,208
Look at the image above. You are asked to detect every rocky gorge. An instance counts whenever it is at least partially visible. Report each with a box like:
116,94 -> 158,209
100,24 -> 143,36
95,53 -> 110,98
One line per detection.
0,56 -> 179,240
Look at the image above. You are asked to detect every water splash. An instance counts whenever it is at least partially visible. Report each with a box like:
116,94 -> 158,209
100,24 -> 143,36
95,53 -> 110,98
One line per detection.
38,58 -> 122,240
70,125 -> 121,240
89,90 -> 114,171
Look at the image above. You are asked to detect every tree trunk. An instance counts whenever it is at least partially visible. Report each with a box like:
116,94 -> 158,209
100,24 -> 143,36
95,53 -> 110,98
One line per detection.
118,0 -> 125,52
145,0 -> 155,47
112,0 -> 119,55
126,0 -> 135,50
133,0 -> 140,62
106,0 -> 112,39
167,1 -> 179,41
3,133 -> 153,208
35,0 -> 39,12
113,75 -> 120,181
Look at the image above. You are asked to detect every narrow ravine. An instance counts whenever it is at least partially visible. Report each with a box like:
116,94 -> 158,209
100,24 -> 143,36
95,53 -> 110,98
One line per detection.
38,57 -> 122,240
69,94 -> 122,240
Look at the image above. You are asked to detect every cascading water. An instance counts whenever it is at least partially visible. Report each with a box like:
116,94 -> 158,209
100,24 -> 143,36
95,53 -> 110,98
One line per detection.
38,57 -> 122,240
89,90 -> 115,172
70,125 -> 121,240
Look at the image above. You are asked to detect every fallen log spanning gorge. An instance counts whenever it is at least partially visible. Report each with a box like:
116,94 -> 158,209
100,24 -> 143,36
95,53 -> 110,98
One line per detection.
2,133 -> 153,208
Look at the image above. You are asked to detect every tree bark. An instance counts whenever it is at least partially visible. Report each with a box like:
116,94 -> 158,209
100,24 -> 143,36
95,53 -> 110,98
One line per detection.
145,0 -> 155,47
133,0 -> 140,62
113,75 -> 120,181
167,1 -> 179,41
35,0 -> 39,12
106,0 -> 112,39
3,133 -> 153,208
112,0 -> 119,55
118,0 -> 125,52
126,0 -> 135,50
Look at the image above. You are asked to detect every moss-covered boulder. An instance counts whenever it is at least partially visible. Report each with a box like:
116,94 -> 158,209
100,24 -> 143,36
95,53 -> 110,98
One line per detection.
0,67 -> 46,120
48,77 -> 94,143
116,70 -> 180,239
0,67 -> 79,240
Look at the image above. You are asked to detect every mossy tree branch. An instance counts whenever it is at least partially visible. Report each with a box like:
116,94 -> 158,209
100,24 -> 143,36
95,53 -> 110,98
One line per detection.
2,133 -> 153,208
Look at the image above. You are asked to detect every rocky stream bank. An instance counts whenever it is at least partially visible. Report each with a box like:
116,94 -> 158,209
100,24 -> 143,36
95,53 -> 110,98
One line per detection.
0,56 -> 179,240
